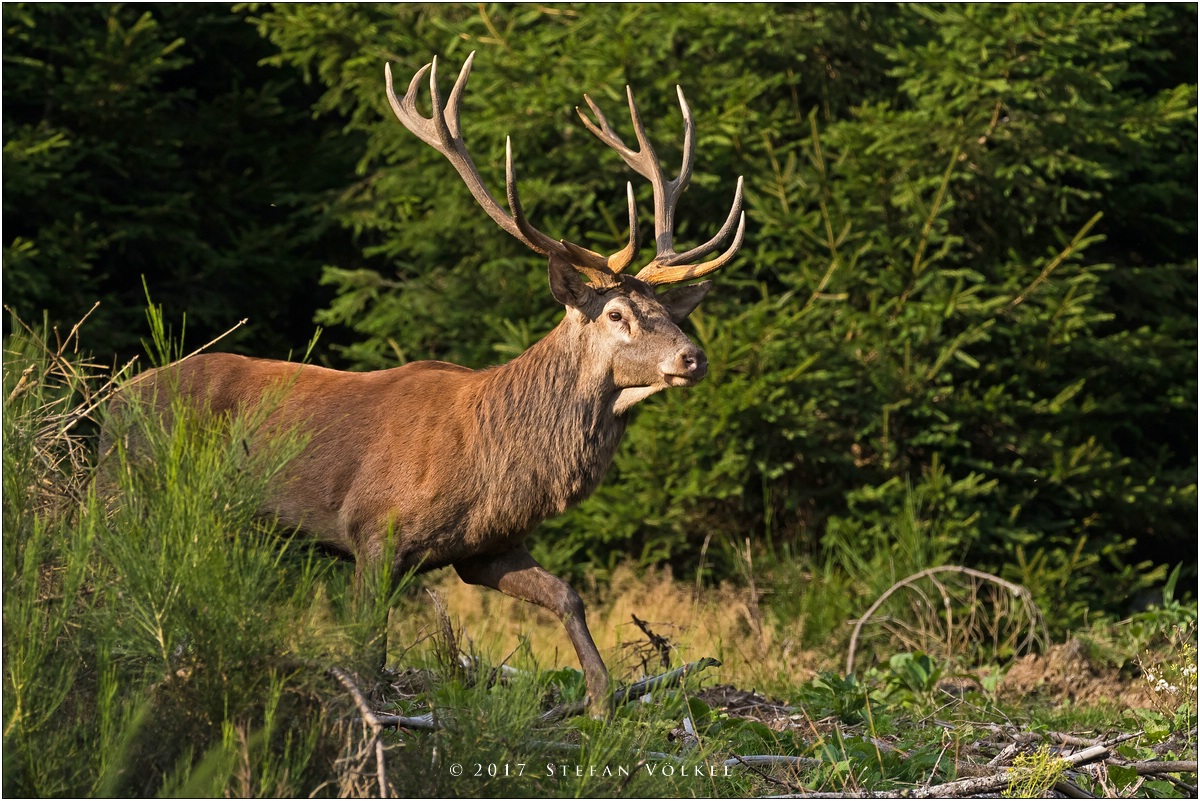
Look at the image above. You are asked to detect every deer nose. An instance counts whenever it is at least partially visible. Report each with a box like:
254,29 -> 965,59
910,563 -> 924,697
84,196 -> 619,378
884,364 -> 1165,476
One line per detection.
677,346 -> 708,379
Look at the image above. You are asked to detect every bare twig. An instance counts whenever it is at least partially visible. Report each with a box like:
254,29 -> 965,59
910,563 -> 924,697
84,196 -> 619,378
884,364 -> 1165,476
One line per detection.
329,667 -> 390,799
846,566 -> 1045,674
631,614 -> 672,671
181,318 -> 250,362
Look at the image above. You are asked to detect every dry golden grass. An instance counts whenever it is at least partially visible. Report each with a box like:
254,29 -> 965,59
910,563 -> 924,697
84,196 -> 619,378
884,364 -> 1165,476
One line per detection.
387,564 -> 829,695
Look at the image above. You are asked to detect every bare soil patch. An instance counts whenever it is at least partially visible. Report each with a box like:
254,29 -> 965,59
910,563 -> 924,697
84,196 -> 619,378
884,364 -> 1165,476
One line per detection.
999,638 -> 1157,710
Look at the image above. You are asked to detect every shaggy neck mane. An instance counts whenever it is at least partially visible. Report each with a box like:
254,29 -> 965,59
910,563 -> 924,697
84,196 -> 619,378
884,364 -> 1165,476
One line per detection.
466,320 -> 628,520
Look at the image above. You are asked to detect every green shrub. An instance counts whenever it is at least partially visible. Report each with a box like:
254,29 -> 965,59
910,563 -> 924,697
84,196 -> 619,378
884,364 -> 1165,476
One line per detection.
2,314 -> 343,795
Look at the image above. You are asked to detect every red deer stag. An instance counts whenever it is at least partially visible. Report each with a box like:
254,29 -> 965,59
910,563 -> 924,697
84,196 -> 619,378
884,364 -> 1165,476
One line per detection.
109,53 -> 744,713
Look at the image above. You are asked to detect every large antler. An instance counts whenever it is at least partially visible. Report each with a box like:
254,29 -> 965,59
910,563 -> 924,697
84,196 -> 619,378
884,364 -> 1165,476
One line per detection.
386,52 -> 743,288
385,52 -> 633,289
577,87 -> 745,286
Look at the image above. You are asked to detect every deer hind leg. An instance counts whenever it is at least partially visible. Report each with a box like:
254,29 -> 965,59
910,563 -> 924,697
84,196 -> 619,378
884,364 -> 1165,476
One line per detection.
453,545 -> 610,716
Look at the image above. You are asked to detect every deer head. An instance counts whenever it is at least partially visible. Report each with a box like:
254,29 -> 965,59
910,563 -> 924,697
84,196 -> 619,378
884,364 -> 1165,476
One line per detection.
385,53 -> 744,412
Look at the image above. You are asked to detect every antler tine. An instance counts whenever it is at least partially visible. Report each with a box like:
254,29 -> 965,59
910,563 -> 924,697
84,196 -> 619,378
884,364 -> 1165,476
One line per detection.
577,84 -> 742,285
386,53 -> 628,289
659,175 -> 744,267
636,176 -> 745,284
386,54 -> 520,240
606,182 -> 640,273
630,84 -> 696,247
504,137 -> 556,254
385,61 -> 432,146
636,207 -> 746,286
563,182 -> 640,275
673,86 -> 696,207
444,52 -> 472,140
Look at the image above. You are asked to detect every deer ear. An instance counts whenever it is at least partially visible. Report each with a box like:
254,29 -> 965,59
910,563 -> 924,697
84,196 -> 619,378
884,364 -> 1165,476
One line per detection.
658,280 -> 712,323
548,255 -> 597,310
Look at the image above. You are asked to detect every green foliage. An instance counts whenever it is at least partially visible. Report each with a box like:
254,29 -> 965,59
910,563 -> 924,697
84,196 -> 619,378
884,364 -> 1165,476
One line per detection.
1002,745 -> 1065,799
2,3 -> 358,359
878,652 -> 944,710
799,673 -> 869,724
5,3 -> 1196,637
2,316 -> 349,796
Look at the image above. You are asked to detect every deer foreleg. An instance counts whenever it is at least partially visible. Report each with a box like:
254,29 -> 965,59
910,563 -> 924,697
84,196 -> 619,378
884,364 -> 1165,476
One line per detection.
453,546 -> 610,715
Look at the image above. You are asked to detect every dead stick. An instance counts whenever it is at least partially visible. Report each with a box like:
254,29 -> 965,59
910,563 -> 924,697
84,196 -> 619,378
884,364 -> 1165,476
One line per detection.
1113,760 -> 1198,775
329,667 -> 389,799
613,657 -> 722,706
631,613 -> 672,670
181,318 -> 250,362
375,712 -> 437,731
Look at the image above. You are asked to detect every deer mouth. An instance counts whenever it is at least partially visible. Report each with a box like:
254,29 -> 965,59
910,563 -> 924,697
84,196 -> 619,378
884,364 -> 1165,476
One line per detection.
658,345 -> 709,388
663,368 -> 707,387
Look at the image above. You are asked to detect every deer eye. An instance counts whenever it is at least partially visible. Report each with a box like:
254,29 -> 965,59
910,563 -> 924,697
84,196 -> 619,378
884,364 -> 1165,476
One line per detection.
607,310 -> 623,323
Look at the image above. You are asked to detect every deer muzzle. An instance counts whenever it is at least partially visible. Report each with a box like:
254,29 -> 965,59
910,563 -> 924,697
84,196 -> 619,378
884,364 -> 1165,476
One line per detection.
662,344 -> 708,386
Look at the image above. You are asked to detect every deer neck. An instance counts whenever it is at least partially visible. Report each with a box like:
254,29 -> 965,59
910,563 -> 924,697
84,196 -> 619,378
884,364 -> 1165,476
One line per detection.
470,320 -> 627,514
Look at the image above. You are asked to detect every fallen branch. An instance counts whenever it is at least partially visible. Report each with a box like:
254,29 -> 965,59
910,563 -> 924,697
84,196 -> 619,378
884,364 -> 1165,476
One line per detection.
725,754 -> 825,771
729,754 -> 809,794
375,712 -> 437,732
762,743 -> 1114,799
329,667 -> 390,799
613,657 -> 722,706
1118,759 -> 1198,774
1051,732 -> 1105,748
539,700 -> 588,724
